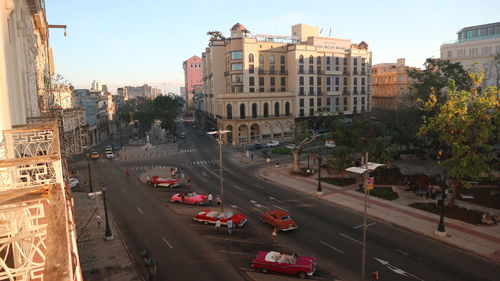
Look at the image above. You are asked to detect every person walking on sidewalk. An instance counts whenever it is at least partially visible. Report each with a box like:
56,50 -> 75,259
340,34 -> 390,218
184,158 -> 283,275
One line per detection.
216,195 -> 221,206
372,269 -> 379,280
251,153 -> 254,161
272,227 -> 278,243
227,219 -> 233,235
96,214 -> 102,229
125,168 -> 129,178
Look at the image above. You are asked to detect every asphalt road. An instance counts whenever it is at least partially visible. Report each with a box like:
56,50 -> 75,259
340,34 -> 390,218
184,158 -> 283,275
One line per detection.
73,122 -> 499,281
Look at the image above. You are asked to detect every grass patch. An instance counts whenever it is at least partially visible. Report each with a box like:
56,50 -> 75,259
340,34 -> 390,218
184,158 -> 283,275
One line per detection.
272,146 -> 292,155
320,177 -> 356,187
409,202 -> 484,225
356,186 -> 399,200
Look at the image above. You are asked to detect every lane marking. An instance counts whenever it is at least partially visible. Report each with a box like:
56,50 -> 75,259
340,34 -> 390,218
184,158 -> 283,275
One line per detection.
233,184 -> 244,191
269,196 -> 289,205
254,184 -> 264,189
253,207 -> 263,213
396,249 -> 409,256
320,241 -> 344,254
353,222 -> 376,230
121,188 -> 126,193
161,236 -> 173,249
339,233 -> 362,245
136,206 -> 144,214
272,204 -> 288,212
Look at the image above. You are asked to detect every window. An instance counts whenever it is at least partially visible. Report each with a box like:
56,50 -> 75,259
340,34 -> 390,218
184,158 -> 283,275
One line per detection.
231,63 -> 243,71
361,97 -> 365,104
274,102 -> 280,117
317,56 -> 321,65
249,64 -> 254,73
335,57 -> 340,71
259,88 -> 264,92
326,56 -> 331,71
361,77 -> 365,85
309,77 -> 314,86
309,55 -> 314,64
259,55 -> 264,64
309,108 -> 314,116
317,98 -> 321,106
263,103 -> 269,117
334,77 -> 340,91
300,109 -> 305,117
281,77 -> 286,86
344,57 -> 348,65
227,104 -> 233,119
299,76 -> 304,86
249,77 -> 255,86
299,65 -> 304,73
299,99 -> 304,107
309,87 -> 314,95
231,51 -> 242,60
343,97 -> 348,105
270,55 -> 275,64
270,77 -> 275,86
299,55 -> 304,64
231,74 -> 243,83
317,77 -> 322,86
249,53 -> 254,63
353,97 -> 357,105
259,77 -> 264,86
252,103 -> 257,118
353,58 -> 358,66
354,77 -> 358,85
249,88 -> 254,92
326,97 -> 331,106
299,87 -> 304,95
326,77 -> 331,91
240,104 -> 246,119
280,55 -> 285,64
285,102 -> 290,116
309,98 -> 314,107
361,58 -> 366,66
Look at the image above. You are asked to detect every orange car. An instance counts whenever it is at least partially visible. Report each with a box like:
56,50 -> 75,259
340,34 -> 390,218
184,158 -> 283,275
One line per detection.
261,210 -> 298,231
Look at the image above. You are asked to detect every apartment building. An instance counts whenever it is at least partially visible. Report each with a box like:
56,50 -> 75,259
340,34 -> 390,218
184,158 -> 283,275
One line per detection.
372,58 -> 419,110
441,22 -> 500,87
183,55 -> 203,112
201,23 -> 372,145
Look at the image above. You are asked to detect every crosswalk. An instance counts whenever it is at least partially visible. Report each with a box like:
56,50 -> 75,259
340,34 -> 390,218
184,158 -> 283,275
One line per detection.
131,165 -> 168,171
185,159 -> 220,167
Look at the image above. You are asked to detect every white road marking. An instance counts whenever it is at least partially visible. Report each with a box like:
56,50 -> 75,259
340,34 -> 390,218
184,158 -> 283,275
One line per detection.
250,200 -> 257,204
339,233 -> 362,245
268,196 -> 288,205
121,188 -> 126,193
136,206 -> 144,214
161,236 -> 173,249
397,249 -> 409,256
230,205 -> 238,208
254,184 -> 264,189
233,184 -> 244,191
353,222 -> 376,229
272,204 -> 288,212
198,176 -> 207,182
253,207 -> 263,213
374,257 -> 424,280
320,241 -> 344,254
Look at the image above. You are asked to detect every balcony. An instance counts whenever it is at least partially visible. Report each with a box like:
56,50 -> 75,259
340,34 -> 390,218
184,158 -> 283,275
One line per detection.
353,90 -> 358,94
279,70 -> 288,75
317,70 -> 324,75
308,91 -> 315,96
343,70 -> 350,75
361,90 -> 366,94
361,70 -> 366,75
353,70 -> 358,75
249,69 -> 254,74
308,69 -> 315,74
268,70 -> 277,75
258,69 -> 267,75
298,69 -> 305,74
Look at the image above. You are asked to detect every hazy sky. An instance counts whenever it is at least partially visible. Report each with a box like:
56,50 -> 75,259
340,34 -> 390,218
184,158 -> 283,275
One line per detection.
45,0 -> 500,94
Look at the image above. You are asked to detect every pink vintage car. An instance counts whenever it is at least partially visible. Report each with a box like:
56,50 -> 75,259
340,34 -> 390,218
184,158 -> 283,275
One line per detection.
170,192 -> 207,205
251,251 -> 316,279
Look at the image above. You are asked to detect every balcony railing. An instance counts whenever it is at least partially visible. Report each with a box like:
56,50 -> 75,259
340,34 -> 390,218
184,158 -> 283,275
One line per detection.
317,70 -> 324,75
298,69 -> 305,74
279,70 -> 288,75
308,69 -> 315,74
249,69 -> 254,74
308,91 -> 315,96
268,70 -> 277,75
343,71 -> 350,75
258,69 -> 266,75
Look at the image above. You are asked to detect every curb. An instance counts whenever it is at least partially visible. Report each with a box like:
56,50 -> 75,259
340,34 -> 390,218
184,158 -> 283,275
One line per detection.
255,169 -> 500,264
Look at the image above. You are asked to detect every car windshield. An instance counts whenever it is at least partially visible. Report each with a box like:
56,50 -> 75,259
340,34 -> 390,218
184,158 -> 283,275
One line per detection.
218,210 -> 233,219
206,211 -> 219,218
281,216 -> 291,221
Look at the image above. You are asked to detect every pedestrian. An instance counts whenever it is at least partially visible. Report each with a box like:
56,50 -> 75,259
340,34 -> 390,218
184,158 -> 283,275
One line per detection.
251,153 -> 254,161
272,227 -> 278,243
215,219 -> 221,232
207,193 -> 213,206
125,168 -> 129,178
216,195 -> 221,206
96,214 -> 102,229
372,269 -> 379,280
227,219 -> 233,235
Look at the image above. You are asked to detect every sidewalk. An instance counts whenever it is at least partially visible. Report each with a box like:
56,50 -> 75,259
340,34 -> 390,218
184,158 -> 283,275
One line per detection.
73,192 -> 143,281
257,164 -> 500,263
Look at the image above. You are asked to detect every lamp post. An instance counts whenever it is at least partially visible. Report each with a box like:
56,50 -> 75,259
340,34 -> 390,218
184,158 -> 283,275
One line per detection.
316,149 -> 324,195
87,160 -> 93,193
101,184 -> 114,240
208,129 -> 231,212
436,151 -> 447,236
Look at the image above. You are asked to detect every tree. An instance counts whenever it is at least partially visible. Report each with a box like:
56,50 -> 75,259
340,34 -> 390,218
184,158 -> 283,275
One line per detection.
206,31 -> 225,41
290,121 -> 316,172
418,73 -> 499,206
326,146 -> 355,178
153,94 -> 183,133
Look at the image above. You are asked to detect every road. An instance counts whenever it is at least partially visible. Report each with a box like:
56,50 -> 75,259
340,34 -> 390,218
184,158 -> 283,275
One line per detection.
73,122 -> 499,281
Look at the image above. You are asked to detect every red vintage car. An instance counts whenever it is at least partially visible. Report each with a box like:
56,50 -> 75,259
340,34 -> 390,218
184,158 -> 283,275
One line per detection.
251,251 -> 316,279
193,209 -> 248,227
146,176 -> 182,188
170,192 -> 207,205
261,210 -> 298,231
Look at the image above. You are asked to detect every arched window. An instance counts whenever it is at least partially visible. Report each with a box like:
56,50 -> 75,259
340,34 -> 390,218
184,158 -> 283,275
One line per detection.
227,104 -> 233,120
240,104 -> 245,119
280,55 -> 285,64
309,55 -> 314,64
274,102 -> 280,117
249,53 -> 254,63
285,102 -> 290,116
299,55 -> 304,64
259,55 -> 264,64
252,103 -> 257,118
263,103 -> 269,118
354,58 -> 358,65
317,56 -> 321,65
270,55 -> 275,64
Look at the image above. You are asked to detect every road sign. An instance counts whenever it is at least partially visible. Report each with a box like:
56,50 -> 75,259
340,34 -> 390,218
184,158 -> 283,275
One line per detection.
366,177 -> 374,191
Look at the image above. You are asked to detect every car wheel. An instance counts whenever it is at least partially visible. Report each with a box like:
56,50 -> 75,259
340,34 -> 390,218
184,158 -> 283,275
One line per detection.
154,183 -> 158,187
261,268 -> 268,274
297,272 -> 307,279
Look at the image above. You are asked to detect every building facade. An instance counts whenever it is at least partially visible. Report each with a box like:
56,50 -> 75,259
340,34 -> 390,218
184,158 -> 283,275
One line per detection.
371,58 -> 419,110
201,23 -> 372,145
441,22 -> 500,87
183,55 -> 203,112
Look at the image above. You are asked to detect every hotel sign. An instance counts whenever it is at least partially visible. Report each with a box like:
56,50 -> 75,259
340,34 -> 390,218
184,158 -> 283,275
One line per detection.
313,38 -> 351,52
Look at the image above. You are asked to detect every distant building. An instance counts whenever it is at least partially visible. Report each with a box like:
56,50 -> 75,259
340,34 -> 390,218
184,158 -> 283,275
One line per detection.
91,80 -> 102,91
73,89 -> 99,144
123,84 -> 159,99
440,22 -> 500,87
372,58 -> 419,110
183,55 -> 203,112
52,84 -> 75,109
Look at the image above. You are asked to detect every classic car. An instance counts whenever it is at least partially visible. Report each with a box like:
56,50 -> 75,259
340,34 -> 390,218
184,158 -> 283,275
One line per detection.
147,176 -> 182,188
69,178 -> 79,189
266,140 -> 280,147
251,251 -> 316,279
105,151 -> 114,159
193,209 -> 247,227
261,210 -> 298,231
89,151 -> 100,159
170,192 -> 207,205
105,145 -> 113,152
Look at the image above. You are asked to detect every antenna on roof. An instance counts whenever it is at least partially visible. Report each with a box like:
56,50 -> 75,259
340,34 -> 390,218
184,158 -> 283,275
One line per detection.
320,27 -> 323,34
329,27 -> 332,37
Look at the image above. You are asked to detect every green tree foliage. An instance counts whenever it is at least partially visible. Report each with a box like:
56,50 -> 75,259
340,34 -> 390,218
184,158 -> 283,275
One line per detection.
418,73 -> 499,206
326,145 -> 355,178
153,94 -> 183,133
207,31 -> 225,41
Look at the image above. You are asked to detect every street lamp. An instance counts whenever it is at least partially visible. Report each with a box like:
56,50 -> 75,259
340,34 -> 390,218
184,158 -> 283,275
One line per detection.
315,149 -> 325,196
346,153 -> 385,281
436,151 -> 447,236
207,129 -> 231,212
101,184 -> 114,240
87,160 -> 93,193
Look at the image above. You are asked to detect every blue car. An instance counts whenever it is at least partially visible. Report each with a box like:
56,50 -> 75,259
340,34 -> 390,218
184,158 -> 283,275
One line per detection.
250,143 -> 263,150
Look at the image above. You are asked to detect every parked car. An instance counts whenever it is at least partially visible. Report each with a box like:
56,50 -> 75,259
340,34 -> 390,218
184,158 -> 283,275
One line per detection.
112,143 -> 122,150
250,143 -> 263,150
261,210 -> 298,231
251,251 -> 316,279
105,151 -> 114,159
89,151 -> 100,159
194,209 -> 248,227
266,140 -> 280,147
69,178 -> 79,189
105,145 -> 113,152
170,192 -> 207,205
147,176 -> 182,188
180,132 -> 187,139
324,140 -> 336,148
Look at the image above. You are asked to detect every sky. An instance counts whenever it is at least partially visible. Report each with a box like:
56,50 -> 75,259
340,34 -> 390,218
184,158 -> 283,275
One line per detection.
45,0 -> 500,94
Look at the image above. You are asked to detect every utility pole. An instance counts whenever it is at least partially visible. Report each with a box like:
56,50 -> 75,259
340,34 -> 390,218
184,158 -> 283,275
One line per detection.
361,152 -> 368,281
219,132 -> 224,211
88,161 -> 93,193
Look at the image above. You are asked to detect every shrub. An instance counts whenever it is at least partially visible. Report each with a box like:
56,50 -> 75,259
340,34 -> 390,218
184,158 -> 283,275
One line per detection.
272,146 -> 292,155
